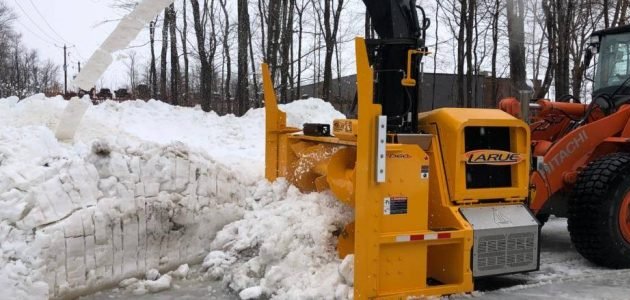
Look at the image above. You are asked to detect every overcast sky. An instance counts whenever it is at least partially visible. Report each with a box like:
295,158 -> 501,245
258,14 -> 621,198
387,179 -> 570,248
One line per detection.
7,0 -> 144,88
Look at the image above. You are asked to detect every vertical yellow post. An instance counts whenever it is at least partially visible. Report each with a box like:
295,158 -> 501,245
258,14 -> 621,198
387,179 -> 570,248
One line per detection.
354,37 -> 381,299
262,63 -> 285,181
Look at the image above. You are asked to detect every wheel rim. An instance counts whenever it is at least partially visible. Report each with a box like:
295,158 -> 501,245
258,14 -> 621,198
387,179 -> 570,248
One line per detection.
621,192 -> 630,243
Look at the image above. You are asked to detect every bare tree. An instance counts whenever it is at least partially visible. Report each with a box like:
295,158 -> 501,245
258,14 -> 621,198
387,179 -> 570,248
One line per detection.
570,0 -> 602,102
490,0 -> 501,102
168,4 -> 180,106
160,9 -> 169,101
266,0 -> 282,80
123,50 -> 138,92
555,0 -> 574,98
536,0 -> 556,99
236,0 -> 251,115
294,0 -> 309,100
149,19 -> 158,98
180,0 -> 190,105
190,0 -> 214,111
218,0 -> 231,105
318,0 -> 344,101
279,0 -> 295,103
465,0 -> 476,107
458,0 -> 467,107
0,3 -> 59,98
507,0 -> 527,93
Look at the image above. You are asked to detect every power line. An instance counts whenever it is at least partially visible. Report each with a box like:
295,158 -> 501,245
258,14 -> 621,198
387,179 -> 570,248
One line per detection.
26,0 -> 69,45
22,0 -> 86,61
15,19 -> 58,46
13,0 -> 61,45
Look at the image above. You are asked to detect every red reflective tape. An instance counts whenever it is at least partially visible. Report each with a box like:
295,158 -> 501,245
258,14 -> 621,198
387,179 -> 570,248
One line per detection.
437,233 -> 451,239
410,235 -> 424,241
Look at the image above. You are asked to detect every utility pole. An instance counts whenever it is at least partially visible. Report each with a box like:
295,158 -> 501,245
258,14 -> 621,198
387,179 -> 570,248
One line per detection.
63,44 -> 68,95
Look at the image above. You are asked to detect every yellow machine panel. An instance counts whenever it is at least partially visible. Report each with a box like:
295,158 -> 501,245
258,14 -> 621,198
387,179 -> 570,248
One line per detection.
419,108 -> 530,204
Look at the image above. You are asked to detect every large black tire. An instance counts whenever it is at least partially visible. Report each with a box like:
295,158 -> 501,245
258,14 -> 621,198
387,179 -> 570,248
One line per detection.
568,153 -> 630,268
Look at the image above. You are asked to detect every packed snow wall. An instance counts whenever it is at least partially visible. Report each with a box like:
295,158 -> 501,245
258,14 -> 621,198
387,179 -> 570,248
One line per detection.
0,95 -> 348,299
1,125 -> 246,299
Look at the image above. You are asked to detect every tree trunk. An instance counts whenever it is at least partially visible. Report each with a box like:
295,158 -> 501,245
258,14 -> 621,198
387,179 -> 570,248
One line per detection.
536,0 -> 556,99
150,20 -> 158,98
248,18 -> 259,107
236,0 -> 251,115
258,0 -> 267,59
267,0 -> 282,80
219,0 -> 231,106
506,0 -> 527,95
555,0 -> 573,98
160,9 -> 169,101
457,0 -> 467,107
168,4 -> 179,106
295,1 -> 305,100
465,0 -> 475,107
181,0 -> 190,105
491,0 -> 499,103
604,0 -> 610,28
321,0 -> 344,101
279,0 -> 294,103
190,0 -> 213,111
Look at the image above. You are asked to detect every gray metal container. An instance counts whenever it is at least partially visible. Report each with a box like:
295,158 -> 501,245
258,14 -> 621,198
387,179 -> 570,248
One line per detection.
460,204 -> 540,277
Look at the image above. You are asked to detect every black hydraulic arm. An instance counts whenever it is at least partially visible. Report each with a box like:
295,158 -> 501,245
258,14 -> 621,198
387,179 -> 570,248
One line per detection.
363,0 -> 429,133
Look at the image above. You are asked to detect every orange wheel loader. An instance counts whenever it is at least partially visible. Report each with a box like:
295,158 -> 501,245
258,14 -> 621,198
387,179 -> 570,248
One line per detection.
500,25 -> 630,269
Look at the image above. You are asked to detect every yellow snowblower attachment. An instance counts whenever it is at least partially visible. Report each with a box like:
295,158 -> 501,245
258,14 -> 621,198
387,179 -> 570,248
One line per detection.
263,38 -> 489,299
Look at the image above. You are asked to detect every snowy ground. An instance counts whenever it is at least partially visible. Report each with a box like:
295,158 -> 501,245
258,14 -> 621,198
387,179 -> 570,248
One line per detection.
1,95 -> 629,300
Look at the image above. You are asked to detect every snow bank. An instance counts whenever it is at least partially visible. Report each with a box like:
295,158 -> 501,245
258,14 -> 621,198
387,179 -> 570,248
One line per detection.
0,94 -> 348,299
0,127 -> 245,298
86,97 -> 344,182
203,181 -> 353,299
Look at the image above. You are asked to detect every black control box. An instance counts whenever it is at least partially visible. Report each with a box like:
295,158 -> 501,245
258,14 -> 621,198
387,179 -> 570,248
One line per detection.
303,123 -> 331,137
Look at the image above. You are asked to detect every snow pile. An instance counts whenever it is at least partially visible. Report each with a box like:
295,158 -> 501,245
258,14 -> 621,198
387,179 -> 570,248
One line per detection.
85,97 -> 345,181
203,180 -> 354,299
0,126 -> 244,298
0,94 -> 350,299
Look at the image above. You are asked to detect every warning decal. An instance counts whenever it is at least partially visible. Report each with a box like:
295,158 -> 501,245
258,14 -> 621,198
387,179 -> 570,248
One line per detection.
384,197 -> 408,215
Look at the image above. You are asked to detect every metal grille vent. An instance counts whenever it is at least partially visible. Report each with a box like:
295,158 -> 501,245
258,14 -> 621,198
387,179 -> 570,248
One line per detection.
506,232 -> 535,267
477,232 -> 535,271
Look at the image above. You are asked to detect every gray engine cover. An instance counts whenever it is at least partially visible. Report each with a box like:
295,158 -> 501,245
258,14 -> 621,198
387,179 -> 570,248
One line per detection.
460,205 -> 540,277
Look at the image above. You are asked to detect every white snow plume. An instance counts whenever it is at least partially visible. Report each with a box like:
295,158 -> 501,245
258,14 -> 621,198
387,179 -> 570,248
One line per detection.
74,0 -> 175,89
203,181 -> 354,300
0,95 -> 348,299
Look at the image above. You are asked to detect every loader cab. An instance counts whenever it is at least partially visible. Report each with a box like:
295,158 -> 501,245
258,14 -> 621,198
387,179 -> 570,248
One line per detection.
589,25 -> 630,108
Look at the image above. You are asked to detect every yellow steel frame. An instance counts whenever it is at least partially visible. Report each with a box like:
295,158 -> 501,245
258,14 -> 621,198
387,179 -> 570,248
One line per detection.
263,38 -> 479,299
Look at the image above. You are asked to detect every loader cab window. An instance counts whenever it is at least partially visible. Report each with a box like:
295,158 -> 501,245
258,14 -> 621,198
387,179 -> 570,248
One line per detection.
594,32 -> 630,97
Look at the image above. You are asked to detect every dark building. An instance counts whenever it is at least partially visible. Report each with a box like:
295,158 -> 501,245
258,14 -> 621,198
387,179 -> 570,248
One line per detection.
295,73 -> 536,116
